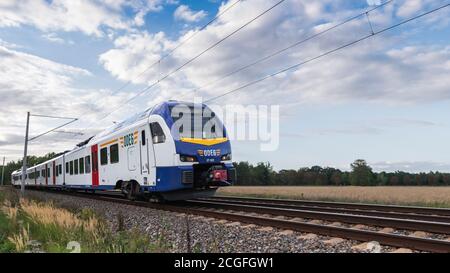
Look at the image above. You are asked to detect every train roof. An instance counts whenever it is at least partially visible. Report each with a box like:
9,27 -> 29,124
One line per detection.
20,100 -> 210,170
88,100 -> 208,145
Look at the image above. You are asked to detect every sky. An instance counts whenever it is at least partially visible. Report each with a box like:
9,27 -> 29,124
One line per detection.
0,0 -> 450,172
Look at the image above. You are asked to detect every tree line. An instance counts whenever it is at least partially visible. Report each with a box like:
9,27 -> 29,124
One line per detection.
233,159 -> 450,186
2,154 -> 450,186
1,153 -> 57,185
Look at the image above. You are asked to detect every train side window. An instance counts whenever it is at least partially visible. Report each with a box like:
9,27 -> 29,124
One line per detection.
79,158 -> 85,174
141,130 -> 146,146
150,122 -> 166,144
66,162 -> 69,174
55,168 -> 58,177
59,165 -> 62,175
70,161 -> 74,175
110,144 -> 119,164
100,148 -> 108,165
85,156 -> 91,174
47,168 -> 50,178
74,159 -> 79,175
41,170 -> 44,177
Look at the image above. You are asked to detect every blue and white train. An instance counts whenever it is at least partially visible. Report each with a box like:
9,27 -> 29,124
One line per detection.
12,101 -> 235,201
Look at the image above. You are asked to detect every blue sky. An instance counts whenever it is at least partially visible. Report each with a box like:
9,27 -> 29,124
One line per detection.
0,0 -> 450,172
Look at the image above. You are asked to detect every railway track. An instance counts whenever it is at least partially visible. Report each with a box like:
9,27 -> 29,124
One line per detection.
208,196 -> 450,216
201,197 -> 450,223
25,188 -> 450,253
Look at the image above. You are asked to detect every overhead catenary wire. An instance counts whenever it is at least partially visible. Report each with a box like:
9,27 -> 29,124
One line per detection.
28,117 -> 79,142
175,0 -> 394,100
60,0 -> 243,142
108,0 -> 243,97
89,0 -> 287,126
204,3 -> 450,103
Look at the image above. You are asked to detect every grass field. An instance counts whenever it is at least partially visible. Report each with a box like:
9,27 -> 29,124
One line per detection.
0,187 -> 166,253
217,186 -> 450,208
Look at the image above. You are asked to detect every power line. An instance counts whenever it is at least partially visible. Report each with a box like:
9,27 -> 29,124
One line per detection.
82,0 -> 287,130
28,117 -> 79,142
205,3 -> 450,103
177,0 -> 393,100
109,0 -> 243,97
61,1 -> 243,143
30,114 -> 78,120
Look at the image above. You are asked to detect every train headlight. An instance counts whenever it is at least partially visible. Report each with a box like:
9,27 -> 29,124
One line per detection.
221,153 -> 232,161
180,155 -> 198,162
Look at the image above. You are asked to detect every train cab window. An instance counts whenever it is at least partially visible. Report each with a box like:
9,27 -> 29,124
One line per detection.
100,148 -> 108,165
66,162 -> 69,174
150,122 -> 166,144
70,161 -> 74,175
110,144 -> 119,164
85,156 -> 91,174
79,158 -> 84,174
74,159 -> 79,175
141,130 -> 146,146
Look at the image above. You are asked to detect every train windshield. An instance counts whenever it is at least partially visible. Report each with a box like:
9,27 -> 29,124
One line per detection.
170,105 -> 224,139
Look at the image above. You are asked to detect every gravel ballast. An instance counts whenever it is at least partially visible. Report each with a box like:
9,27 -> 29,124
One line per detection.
25,190 -> 398,253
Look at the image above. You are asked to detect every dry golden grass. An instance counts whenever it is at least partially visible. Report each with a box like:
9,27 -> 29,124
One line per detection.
2,200 -> 18,223
217,186 -> 450,207
8,226 -> 30,252
19,199 -> 99,233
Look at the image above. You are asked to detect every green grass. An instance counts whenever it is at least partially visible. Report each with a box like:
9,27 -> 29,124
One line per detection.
0,188 -> 169,253
0,212 -> 16,252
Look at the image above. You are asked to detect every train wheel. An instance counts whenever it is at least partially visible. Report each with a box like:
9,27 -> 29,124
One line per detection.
148,194 -> 164,203
122,181 -> 139,201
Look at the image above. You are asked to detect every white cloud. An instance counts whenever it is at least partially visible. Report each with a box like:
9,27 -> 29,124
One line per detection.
397,0 -> 423,18
0,45 -> 132,160
98,0 -> 450,108
0,0 -> 130,36
174,5 -> 207,22
42,33 -> 74,45
371,161 -> 450,173
0,0 -> 175,36
0,38 -> 21,49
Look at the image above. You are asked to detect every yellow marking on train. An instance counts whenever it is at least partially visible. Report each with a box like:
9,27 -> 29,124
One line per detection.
100,139 -> 119,148
180,138 -> 228,146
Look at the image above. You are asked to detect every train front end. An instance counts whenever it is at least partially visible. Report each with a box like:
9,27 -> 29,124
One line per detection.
151,101 -> 235,200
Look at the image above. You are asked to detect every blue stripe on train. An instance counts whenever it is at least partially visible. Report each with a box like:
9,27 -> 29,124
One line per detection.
24,163 -> 234,192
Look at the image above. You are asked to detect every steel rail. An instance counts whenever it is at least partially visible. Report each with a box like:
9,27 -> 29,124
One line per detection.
76,194 -> 450,253
184,200 -> 450,234
198,198 -> 450,223
209,196 -> 450,216
22,188 -> 450,253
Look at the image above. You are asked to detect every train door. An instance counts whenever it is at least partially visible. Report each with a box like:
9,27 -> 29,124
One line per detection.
138,126 -> 151,175
149,119 -> 172,167
91,145 -> 99,186
52,161 -> 56,185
